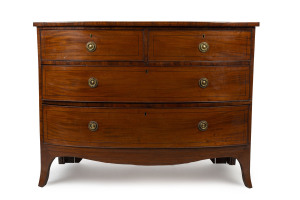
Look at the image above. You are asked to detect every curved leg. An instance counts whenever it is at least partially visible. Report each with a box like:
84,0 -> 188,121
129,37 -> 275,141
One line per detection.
237,149 -> 252,188
38,147 -> 55,187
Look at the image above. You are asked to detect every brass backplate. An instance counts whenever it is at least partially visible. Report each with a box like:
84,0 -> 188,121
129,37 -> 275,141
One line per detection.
86,41 -> 97,52
199,42 -> 209,53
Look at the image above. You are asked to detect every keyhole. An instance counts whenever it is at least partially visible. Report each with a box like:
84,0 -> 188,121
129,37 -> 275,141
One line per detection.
202,34 -> 205,38
145,69 -> 148,74
144,112 -> 147,116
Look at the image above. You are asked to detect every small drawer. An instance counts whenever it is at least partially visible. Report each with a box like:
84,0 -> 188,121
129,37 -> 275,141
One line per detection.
43,66 -> 249,102
43,105 -> 249,148
41,30 -> 144,61
149,30 -> 251,61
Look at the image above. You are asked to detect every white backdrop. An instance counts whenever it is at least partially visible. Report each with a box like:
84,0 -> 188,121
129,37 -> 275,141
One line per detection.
0,0 -> 299,199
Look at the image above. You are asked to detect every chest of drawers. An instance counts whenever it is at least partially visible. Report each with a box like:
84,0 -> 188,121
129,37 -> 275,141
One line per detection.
34,21 -> 259,187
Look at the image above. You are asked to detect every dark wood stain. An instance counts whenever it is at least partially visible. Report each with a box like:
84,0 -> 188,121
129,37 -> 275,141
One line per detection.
34,21 -> 259,188
43,66 -> 249,102
43,105 -> 248,148
33,21 -> 259,27
41,30 -> 144,61
148,30 -> 251,61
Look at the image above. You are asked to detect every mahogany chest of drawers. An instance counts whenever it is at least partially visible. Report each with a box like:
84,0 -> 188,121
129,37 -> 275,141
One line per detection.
34,21 -> 259,187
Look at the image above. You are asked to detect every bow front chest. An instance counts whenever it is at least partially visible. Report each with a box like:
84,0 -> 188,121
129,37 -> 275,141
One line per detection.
34,21 -> 259,187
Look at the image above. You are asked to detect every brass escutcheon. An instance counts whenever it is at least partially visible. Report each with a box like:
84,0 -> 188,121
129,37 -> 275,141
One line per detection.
199,78 -> 208,88
88,77 -> 98,88
198,120 -> 208,131
86,41 -> 97,52
199,42 -> 209,53
88,121 -> 98,132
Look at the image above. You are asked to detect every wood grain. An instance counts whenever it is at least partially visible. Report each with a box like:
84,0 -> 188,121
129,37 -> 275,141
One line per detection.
43,105 -> 248,148
149,30 -> 251,61
40,60 -> 251,66
33,21 -> 259,27
43,66 -> 249,102
41,30 -> 144,61
39,144 -> 252,187
35,22 -> 258,187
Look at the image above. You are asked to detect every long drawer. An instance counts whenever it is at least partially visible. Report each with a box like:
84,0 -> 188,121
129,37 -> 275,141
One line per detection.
43,66 -> 249,102
43,105 -> 249,148
149,30 -> 251,61
41,30 -> 144,61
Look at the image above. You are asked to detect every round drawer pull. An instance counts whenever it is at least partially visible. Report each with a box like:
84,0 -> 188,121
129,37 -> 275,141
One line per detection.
199,42 -> 209,53
199,78 -> 208,88
86,41 -> 97,52
198,120 -> 208,131
88,77 -> 98,88
88,121 -> 98,132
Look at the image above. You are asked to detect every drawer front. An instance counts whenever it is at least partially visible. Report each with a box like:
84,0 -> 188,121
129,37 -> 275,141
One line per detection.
43,66 -> 249,102
149,30 -> 251,61
41,30 -> 144,61
43,105 -> 248,148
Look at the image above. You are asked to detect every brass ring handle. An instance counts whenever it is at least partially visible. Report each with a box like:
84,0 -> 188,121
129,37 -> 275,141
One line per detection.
88,77 -> 98,88
198,120 -> 208,131
88,121 -> 98,132
86,41 -> 97,52
199,42 -> 209,53
199,78 -> 208,88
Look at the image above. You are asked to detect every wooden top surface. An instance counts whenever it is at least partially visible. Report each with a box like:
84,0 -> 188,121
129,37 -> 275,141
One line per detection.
33,21 -> 259,27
